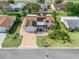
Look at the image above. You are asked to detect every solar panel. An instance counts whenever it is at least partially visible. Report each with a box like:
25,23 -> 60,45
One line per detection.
32,20 -> 37,27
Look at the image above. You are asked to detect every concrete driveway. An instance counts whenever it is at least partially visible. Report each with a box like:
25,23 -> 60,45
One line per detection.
19,32 -> 37,48
0,33 -> 6,48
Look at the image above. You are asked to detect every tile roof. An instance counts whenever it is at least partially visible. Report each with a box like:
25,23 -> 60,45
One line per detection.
54,3 -> 65,10
0,16 -> 16,28
23,14 -> 54,28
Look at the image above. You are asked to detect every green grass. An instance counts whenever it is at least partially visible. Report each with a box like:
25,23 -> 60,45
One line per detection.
2,20 -> 22,48
36,32 -> 79,47
44,9 -> 54,13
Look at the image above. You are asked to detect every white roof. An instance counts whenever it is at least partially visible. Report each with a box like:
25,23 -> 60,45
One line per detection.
61,16 -> 79,21
16,3 -> 25,8
37,22 -> 45,25
0,15 -> 7,16
27,14 -> 38,16
46,14 -> 52,16
10,3 -> 25,9
61,16 -> 79,29
17,3 -> 25,6
51,4 -> 55,10
10,4 -> 16,9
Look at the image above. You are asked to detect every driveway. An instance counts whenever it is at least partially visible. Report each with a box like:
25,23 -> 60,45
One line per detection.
19,22 -> 37,48
0,33 -> 6,48
20,32 -> 37,48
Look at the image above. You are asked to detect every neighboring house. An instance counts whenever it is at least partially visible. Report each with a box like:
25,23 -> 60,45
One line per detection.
40,4 -> 48,11
61,16 -> 79,30
10,3 -> 25,10
23,14 -> 55,33
51,3 -> 65,10
0,1 -> 10,10
12,0 -> 54,3
3,3 -> 25,11
0,15 -> 16,33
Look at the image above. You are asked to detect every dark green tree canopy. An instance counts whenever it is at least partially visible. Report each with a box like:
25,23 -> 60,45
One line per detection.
55,0 -> 64,3
37,0 -> 45,3
66,2 -> 79,16
8,0 -> 14,3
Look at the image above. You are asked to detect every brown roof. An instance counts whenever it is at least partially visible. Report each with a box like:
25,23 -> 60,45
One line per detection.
23,14 -> 55,27
25,15 -> 54,21
54,3 -> 65,10
0,16 -> 16,28
25,16 -> 37,27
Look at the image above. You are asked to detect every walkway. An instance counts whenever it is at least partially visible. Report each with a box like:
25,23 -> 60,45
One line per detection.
0,33 -> 6,48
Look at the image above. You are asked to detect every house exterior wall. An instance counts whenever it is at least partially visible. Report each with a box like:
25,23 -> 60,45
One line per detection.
9,16 -> 16,30
0,27 -> 7,33
0,16 -> 16,33
25,27 -> 37,32
62,21 -> 69,29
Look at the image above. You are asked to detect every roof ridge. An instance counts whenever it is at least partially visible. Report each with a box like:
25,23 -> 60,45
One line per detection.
0,16 -> 7,25
0,16 -> 10,25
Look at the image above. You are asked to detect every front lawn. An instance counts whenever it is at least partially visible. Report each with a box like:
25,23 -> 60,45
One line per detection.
36,32 -> 79,47
44,9 -> 54,13
2,18 -> 22,48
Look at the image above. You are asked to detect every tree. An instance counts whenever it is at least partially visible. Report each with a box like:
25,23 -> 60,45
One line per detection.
8,0 -> 14,4
54,15 -> 61,30
66,2 -> 79,16
37,0 -> 45,3
27,3 -> 39,13
48,30 -> 71,43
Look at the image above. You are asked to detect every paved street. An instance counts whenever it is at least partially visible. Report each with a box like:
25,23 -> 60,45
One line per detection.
0,49 -> 79,59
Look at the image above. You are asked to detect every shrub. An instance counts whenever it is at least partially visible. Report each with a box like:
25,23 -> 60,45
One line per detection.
48,30 -> 71,43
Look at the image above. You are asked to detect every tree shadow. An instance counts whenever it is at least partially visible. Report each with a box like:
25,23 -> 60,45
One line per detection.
9,21 -> 21,34
63,39 -> 73,44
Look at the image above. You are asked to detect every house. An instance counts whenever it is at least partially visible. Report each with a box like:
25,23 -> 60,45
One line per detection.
51,3 -> 65,10
40,4 -> 48,11
3,3 -> 25,11
9,0 -> 54,3
10,3 -> 25,10
0,15 -> 16,33
0,1 -> 9,9
0,1 -> 11,11
61,16 -> 79,30
23,14 -> 55,33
